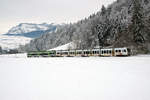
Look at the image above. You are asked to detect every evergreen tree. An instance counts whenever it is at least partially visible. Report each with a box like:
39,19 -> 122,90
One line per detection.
144,0 -> 149,4
101,5 -> 106,16
96,18 -> 114,48
130,0 -> 145,44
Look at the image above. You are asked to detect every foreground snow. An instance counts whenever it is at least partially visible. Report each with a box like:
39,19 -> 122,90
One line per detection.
0,55 -> 150,100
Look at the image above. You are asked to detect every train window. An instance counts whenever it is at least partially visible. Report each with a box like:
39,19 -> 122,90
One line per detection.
86,51 -> 90,54
92,51 -> 95,54
119,50 -> 121,52
115,50 -> 118,52
40,53 -> 48,55
123,50 -> 127,52
86,51 -> 88,54
101,51 -> 104,54
109,50 -> 111,54
50,52 -> 54,55
104,50 -> 106,54
31,53 -> 38,56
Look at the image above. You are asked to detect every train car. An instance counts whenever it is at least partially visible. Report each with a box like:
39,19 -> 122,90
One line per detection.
101,48 -> 113,57
56,50 -> 63,57
76,50 -> 83,57
27,51 -> 56,57
60,50 -> 69,57
91,49 -> 101,56
27,51 -> 40,57
114,48 -> 131,56
81,50 -> 91,57
68,50 -> 76,57
56,50 -> 73,57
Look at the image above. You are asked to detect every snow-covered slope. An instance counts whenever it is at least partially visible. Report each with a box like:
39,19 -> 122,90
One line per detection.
0,34 -> 31,49
0,55 -> 150,100
49,42 -> 76,50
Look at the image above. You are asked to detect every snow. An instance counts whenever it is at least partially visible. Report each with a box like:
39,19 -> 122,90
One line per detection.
49,42 -> 76,50
7,23 -> 50,35
0,54 -> 150,100
0,34 -> 32,49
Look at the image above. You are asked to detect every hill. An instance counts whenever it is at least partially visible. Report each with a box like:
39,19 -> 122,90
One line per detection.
0,23 -> 60,50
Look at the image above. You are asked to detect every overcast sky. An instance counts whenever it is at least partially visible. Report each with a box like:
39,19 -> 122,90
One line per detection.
0,0 -> 116,33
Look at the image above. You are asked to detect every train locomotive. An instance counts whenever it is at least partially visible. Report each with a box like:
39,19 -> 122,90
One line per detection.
27,47 -> 131,57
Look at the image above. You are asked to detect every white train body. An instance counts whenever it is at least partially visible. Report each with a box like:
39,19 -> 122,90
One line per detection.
114,48 -> 129,56
28,47 -> 131,57
54,47 -> 131,57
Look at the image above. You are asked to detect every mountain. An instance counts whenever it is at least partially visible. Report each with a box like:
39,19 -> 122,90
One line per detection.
0,23 -> 60,50
20,0 -> 150,54
5,23 -> 58,38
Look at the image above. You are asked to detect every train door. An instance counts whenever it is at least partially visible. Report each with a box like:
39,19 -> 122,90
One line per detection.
112,49 -> 115,56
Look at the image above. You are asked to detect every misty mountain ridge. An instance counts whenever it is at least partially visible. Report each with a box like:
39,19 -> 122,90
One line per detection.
5,23 -> 58,38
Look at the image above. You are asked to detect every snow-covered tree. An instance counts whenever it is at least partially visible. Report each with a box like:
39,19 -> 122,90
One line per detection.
101,5 -> 106,16
130,0 -> 145,44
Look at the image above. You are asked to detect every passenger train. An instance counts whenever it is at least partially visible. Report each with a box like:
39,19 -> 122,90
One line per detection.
27,47 -> 131,57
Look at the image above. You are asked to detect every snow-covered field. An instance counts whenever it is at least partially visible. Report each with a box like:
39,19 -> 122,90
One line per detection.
0,54 -> 150,100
